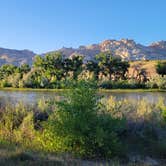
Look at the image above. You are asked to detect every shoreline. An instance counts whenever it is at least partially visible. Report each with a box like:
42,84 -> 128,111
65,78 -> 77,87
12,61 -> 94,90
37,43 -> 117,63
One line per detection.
0,87 -> 165,93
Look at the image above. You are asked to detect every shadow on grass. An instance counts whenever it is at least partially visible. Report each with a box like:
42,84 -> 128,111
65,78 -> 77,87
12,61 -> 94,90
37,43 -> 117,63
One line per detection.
0,151 -> 75,166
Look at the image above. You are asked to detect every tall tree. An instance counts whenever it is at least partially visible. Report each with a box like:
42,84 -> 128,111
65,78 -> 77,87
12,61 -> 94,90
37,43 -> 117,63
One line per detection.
69,55 -> 83,80
156,61 -> 166,77
0,64 -> 17,79
86,60 -> 100,80
96,52 -> 129,80
33,52 -> 64,81
19,64 -> 31,74
110,57 -> 129,80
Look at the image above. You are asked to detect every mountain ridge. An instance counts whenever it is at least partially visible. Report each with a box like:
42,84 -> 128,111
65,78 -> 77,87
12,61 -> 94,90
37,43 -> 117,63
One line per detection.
0,39 -> 166,66
0,47 -> 35,66
55,39 -> 166,61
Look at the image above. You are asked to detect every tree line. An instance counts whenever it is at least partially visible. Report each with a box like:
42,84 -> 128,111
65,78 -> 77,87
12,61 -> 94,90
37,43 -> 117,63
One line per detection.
0,52 -> 165,89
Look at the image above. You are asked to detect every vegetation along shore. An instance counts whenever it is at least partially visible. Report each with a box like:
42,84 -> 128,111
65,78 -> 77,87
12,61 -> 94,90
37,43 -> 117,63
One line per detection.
0,81 -> 165,165
0,52 -> 165,90
0,52 -> 165,165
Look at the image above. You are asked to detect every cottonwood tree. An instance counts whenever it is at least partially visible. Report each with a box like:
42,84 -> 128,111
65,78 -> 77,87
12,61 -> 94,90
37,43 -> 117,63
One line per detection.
95,52 -> 129,80
156,61 -> 166,77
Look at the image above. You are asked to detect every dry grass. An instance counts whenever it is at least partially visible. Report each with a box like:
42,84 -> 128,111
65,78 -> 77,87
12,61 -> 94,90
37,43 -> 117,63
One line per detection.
128,60 -> 159,78
128,60 -> 166,78
0,146 -> 165,166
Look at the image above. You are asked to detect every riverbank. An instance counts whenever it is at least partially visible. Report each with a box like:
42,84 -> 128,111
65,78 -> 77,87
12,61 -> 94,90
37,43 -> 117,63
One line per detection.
0,83 -> 166,165
0,87 -> 166,93
0,99 -> 166,166
0,145 -> 164,166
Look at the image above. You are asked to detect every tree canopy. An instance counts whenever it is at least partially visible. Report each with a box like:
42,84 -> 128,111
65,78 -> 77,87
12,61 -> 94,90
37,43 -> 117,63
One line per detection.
156,61 -> 166,77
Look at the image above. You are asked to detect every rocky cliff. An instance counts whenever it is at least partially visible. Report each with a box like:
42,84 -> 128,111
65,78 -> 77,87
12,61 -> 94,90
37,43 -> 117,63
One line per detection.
56,39 -> 166,61
0,39 -> 166,66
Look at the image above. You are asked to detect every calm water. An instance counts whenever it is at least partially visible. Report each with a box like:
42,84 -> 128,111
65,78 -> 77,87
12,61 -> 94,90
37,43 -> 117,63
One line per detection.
0,90 -> 165,105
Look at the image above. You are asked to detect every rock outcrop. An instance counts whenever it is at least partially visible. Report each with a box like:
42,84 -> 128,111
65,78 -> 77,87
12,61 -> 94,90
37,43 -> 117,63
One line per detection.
56,39 -> 166,61
0,39 -> 166,66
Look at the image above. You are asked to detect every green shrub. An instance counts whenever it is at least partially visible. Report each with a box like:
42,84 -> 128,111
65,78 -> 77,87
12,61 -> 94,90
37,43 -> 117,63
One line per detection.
40,81 -> 125,158
99,80 -> 146,89
0,103 -> 30,141
0,80 -> 12,87
8,73 -> 21,88
48,79 -> 76,89
146,76 -> 166,89
156,61 -> 166,77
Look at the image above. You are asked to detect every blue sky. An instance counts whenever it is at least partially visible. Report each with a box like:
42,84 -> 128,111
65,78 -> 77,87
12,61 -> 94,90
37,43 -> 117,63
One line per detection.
0,0 -> 165,53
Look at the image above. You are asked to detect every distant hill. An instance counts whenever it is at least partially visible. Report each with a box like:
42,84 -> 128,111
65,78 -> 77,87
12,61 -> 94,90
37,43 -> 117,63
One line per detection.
0,39 -> 166,66
0,47 -> 35,66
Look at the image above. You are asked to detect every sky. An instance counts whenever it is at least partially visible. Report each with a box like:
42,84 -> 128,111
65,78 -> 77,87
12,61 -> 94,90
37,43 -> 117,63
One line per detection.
0,0 -> 165,53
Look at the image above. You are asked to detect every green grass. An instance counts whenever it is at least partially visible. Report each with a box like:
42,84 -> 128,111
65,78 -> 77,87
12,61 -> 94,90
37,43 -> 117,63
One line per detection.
0,146 -> 163,166
99,88 -> 166,93
0,84 -> 165,165
0,87 -> 67,92
0,87 -> 165,93
0,149 -> 67,166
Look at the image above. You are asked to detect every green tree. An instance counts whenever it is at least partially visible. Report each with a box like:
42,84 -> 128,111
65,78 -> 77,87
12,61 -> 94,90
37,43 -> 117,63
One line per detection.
110,57 -> 129,80
68,55 -> 83,80
63,58 -> 73,77
41,81 -> 125,158
86,60 -> 100,80
0,64 -> 18,79
19,64 -> 31,75
21,68 -> 44,88
156,61 -> 166,77
96,52 -> 110,77
96,52 -> 129,80
33,55 -> 44,68
33,52 -> 65,82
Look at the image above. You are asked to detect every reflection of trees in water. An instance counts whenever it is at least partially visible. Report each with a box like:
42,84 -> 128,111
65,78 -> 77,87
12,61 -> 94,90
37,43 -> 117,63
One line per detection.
100,92 -> 166,104
0,91 -> 165,107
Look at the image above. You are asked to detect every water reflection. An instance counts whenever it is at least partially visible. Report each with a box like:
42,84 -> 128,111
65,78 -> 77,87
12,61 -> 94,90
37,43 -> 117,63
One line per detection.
0,90 -> 165,105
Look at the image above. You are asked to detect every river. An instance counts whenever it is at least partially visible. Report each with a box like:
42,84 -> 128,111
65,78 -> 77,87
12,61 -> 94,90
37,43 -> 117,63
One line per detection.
0,90 -> 165,105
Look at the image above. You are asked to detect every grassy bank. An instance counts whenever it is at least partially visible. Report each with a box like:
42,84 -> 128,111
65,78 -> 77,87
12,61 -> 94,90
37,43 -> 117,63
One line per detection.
99,88 -> 166,93
0,87 -> 67,92
0,81 -> 166,165
0,147 -> 165,166
0,87 -> 166,93
1,145 -> 164,166
0,97 -> 166,165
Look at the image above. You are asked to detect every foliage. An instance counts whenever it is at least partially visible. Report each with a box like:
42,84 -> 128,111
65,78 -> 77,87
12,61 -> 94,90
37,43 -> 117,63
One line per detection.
66,55 -> 83,79
40,81 -> 125,158
0,53 -> 165,89
146,75 -> 166,89
0,89 -> 166,159
86,60 -> 100,80
95,52 -> 129,80
0,64 -> 17,79
0,103 -> 29,141
8,73 -> 22,88
156,61 -> 166,77
99,80 -> 146,89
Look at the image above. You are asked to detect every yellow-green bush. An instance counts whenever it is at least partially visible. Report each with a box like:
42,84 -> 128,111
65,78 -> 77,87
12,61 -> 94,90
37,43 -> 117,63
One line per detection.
39,81 -> 125,158
0,83 -> 165,159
